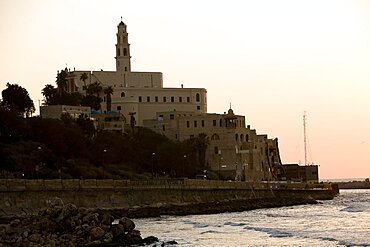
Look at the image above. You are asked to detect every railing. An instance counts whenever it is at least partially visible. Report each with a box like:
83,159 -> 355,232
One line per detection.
0,179 -> 334,192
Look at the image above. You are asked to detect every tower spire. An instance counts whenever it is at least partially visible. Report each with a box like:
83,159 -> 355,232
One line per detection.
115,20 -> 131,72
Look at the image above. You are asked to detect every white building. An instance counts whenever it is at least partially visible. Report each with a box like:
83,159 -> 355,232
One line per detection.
65,20 -> 207,125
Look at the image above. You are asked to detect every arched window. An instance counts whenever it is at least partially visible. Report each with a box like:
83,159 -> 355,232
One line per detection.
117,48 -> 120,56
121,92 -> 125,97
246,134 -> 249,142
124,48 -> 127,56
235,134 -> 238,141
219,119 -> 222,127
211,133 -> 220,140
240,134 -> 244,142
196,93 -> 200,102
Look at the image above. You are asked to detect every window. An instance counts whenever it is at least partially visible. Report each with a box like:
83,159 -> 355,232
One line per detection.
220,119 -> 222,127
155,96 -> 158,102
163,96 -> 166,102
125,67 -> 127,72
194,121 -> 197,127
121,92 -> 125,97
246,134 -> 249,142
201,120 -> 204,127
240,134 -> 244,142
124,48 -> 127,56
213,120 -> 216,126
187,97 -> 190,102
147,96 -> 150,102
117,106 -> 121,111
171,96 -> 174,102
162,125 -> 165,131
179,97 -> 182,102
117,48 -> 120,56
214,146 -> 219,154
211,134 -> 220,140
138,96 -> 142,102
235,134 -> 238,141
187,121 -> 190,128
197,106 -> 201,110
170,114 -> 174,120
196,93 -> 200,102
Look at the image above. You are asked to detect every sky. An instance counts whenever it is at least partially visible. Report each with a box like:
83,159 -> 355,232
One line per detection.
1,0 -> 369,179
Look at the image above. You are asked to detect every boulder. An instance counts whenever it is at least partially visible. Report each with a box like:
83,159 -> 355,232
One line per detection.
90,226 -> 105,240
119,217 -> 135,232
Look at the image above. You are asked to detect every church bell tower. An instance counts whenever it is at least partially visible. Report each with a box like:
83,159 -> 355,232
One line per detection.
115,18 -> 131,72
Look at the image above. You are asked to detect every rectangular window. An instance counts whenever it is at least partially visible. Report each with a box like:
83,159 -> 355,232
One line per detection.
197,106 -> 201,110
214,146 -> 219,154
194,121 -> 197,127
170,114 -> 174,120
213,120 -> 216,126
179,97 -> 182,102
139,96 -> 142,102
162,125 -> 165,131
187,121 -> 190,128
171,96 -> 174,102
187,97 -> 190,102
201,120 -> 204,127
117,106 -> 121,111
155,96 -> 158,102
163,96 -> 166,102
147,96 -> 150,102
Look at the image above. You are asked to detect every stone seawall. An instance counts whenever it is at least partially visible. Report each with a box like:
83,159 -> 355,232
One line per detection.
0,179 -> 339,218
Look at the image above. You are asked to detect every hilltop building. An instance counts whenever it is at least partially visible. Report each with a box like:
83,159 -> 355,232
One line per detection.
54,19 -> 287,181
64,20 -> 206,126
143,108 -> 282,181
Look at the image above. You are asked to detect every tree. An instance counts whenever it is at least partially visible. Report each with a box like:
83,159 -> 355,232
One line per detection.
56,68 -> 68,93
86,82 -> 102,97
81,94 -> 102,111
196,133 -> 209,170
1,83 -> 35,117
104,86 -> 113,112
80,72 -> 88,89
41,84 -> 57,105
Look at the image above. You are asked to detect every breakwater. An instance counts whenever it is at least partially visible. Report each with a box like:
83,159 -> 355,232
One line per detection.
0,179 -> 339,218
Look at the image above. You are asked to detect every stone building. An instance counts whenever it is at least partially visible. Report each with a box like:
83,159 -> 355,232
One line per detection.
64,20 -> 206,126
143,108 -> 282,181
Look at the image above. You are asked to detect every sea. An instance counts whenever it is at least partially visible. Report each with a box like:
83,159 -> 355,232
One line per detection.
135,189 -> 370,246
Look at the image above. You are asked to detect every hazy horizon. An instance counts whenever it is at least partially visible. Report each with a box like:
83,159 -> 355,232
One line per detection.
1,0 -> 369,179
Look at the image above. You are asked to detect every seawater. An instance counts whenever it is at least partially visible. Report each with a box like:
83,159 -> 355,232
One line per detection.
135,190 -> 370,246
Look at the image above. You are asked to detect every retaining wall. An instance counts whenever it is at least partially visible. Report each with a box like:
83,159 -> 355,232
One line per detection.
0,179 -> 338,217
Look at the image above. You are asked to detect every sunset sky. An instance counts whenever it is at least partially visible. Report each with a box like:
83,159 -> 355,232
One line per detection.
1,0 -> 369,179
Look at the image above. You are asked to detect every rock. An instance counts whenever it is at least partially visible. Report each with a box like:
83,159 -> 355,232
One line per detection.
143,235 -> 159,244
48,197 -> 64,208
119,217 -> 135,232
90,226 -> 105,240
101,213 -> 114,226
165,240 -> 178,245
10,219 -> 20,227
28,233 -> 42,242
102,232 -> 113,243
111,223 -> 125,238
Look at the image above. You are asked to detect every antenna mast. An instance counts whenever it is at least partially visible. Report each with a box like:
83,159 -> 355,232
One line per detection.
303,111 -> 307,166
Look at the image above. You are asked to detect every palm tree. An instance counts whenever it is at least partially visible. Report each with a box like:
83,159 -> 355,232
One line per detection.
56,69 -> 68,94
80,72 -> 88,89
41,84 -> 57,105
104,86 -> 113,112
86,82 -> 102,97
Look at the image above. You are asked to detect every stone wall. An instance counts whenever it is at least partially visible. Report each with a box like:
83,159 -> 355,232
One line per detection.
0,179 -> 338,217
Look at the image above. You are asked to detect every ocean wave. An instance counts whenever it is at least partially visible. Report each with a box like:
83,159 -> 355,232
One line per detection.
224,221 -> 247,227
183,220 -> 209,228
244,226 -> 293,238
340,205 -> 368,212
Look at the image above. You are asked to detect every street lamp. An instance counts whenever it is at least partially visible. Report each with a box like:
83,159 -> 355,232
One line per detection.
183,155 -> 187,177
218,156 -> 223,180
103,149 -> 107,179
152,152 -> 156,178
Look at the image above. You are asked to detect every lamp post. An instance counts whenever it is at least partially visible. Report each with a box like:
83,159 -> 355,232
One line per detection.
218,156 -> 223,180
103,149 -> 107,179
36,146 -> 42,179
183,155 -> 187,177
152,152 -> 156,178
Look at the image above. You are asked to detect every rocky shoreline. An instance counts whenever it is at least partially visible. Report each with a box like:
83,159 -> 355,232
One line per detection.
0,197 -> 176,247
0,195 -> 322,246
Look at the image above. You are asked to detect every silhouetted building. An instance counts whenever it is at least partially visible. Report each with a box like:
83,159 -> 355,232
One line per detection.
278,164 -> 319,183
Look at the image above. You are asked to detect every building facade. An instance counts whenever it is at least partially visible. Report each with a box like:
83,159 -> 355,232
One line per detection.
143,108 -> 282,181
64,20 -> 206,125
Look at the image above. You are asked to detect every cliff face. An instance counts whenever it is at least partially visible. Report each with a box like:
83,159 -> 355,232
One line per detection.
0,179 -> 338,218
